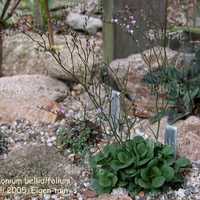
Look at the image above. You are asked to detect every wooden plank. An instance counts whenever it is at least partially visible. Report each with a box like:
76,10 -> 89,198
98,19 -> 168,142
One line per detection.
103,0 -> 166,63
103,0 -> 114,63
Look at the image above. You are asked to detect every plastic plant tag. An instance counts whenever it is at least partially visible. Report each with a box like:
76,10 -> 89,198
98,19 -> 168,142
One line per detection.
164,124 -> 177,158
111,90 -> 120,132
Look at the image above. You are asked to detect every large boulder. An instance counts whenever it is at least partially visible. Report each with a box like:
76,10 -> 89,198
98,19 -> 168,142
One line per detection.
177,116 -> 200,160
2,33 -> 102,81
140,116 -> 200,161
109,47 -> 179,118
0,75 -> 69,123
66,12 -> 103,34
0,144 -> 81,188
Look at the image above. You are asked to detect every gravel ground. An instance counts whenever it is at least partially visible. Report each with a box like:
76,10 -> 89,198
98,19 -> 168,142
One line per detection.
0,119 -> 200,200
0,119 -> 93,200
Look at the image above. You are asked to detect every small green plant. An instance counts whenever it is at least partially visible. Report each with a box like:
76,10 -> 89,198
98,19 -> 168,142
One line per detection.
0,130 -> 8,155
56,120 -> 102,156
143,48 -> 200,123
90,136 -> 191,196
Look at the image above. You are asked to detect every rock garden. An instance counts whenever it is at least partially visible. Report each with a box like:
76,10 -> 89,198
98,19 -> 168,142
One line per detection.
0,0 -> 200,200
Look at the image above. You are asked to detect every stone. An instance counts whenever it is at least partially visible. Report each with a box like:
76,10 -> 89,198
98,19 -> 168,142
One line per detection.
141,116 -> 200,160
176,116 -> 200,161
83,0 -> 100,15
83,189 -> 97,199
88,194 -> 133,200
0,74 -> 68,100
72,84 -> 85,96
0,144 -> 81,185
109,47 -> 179,118
168,0 -> 196,26
0,75 -> 68,123
87,187 -> 132,200
2,33 -> 102,81
72,0 -> 100,15
66,12 -> 103,34
111,188 -> 129,196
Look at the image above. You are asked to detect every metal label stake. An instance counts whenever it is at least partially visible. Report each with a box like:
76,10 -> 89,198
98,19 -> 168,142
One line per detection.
111,90 -> 120,133
164,113 -> 177,158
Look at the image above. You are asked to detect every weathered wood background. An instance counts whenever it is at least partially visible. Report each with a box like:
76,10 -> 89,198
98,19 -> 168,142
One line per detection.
103,0 -> 166,62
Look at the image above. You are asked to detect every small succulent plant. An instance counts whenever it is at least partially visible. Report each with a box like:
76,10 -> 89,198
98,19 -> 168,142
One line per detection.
90,136 -> 191,196
143,48 -> 200,123
56,119 -> 102,156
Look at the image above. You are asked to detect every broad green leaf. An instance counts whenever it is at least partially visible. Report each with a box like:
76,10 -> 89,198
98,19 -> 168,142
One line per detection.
151,166 -> 162,177
98,176 -> 112,188
147,158 -> 159,168
117,180 -> 128,187
117,151 -> 130,163
137,142 -> 147,157
162,145 -> 174,156
152,176 -> 165,188
161,165 -> 174,181
141,168 -> 149,181
191,88 -> 199,98
124,167 -> 137,176
138,157 -> 151,166
111,158 -> 135,171
175,157 -> 191,168
98,171 -> 118,188
91,179 -> 112,194
110,160 -> 123,171
137,178 -> 151,189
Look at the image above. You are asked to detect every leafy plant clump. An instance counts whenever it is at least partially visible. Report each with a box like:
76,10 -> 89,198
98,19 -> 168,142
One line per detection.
143,48 -> 200,123
90,136 -> 191,196
56,120 -> 102,156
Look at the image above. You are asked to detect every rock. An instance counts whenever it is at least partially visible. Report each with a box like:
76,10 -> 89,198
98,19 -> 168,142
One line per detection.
0,75 -> 68,123
0,144 -> 80,186
0,74 -> 68,100
141,116 -> 200,160
66,12 -> 103,34
111,188 -> 129,196
87,187 -> 131,200
176,188 -> 186,198
168,0 -> 196,26
88,194 -> 133,200
72,0 -> 100,15
83,189 -> 97,199
2,33 -> 102,81
176,116 -> 200,161
84,0 -> 101,15
109,47 -> 179,118
72,83 -> 85,96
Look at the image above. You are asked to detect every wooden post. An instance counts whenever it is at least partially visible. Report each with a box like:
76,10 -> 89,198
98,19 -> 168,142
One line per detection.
44,0 -> 54,47
0,23 -> 2,77
33,0 -> 44,30
103,0 -> 166,63
103,0 -> 114,63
